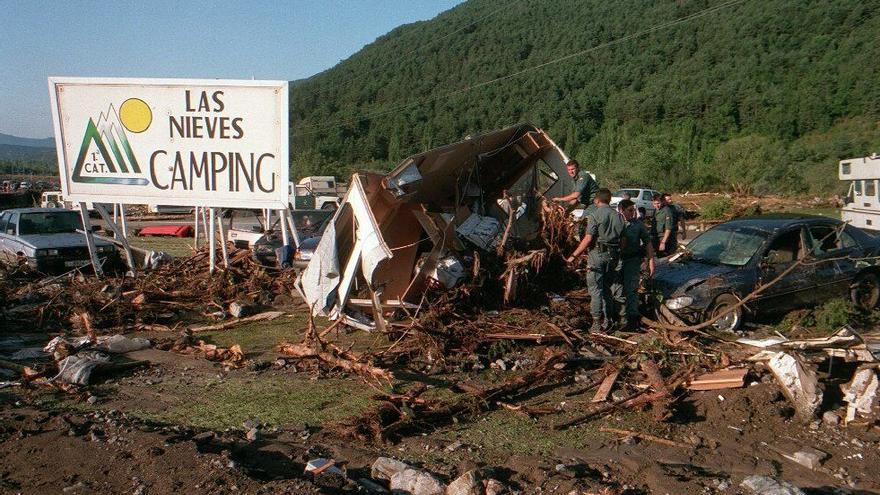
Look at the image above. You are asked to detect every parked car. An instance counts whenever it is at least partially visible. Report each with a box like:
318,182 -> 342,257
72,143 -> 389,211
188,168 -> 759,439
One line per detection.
651,214 -> 880,332
250,209 -> 333,268
0,207 -> 119,273
611,188 -> 661,216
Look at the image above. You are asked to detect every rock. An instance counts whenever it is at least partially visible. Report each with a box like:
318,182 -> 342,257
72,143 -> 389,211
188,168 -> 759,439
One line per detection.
791,447 -> 828,470
621,435 -> 639,446
389,468 -> 445,495
228,301 -> 253,318
741,475 -> 805,495
192,431 -> 215,443
446,469 -> 482,495
242,419 -> 259,430
246,428 -> 260,442
484,479 -> 506,495
371,456 -> 411,481
86,395 -> 98,405
62,481 -> 86,493
445,439 -> 464,452
357,477 -> 389,493
610,390 -> 628,402
822,411 -> 840,427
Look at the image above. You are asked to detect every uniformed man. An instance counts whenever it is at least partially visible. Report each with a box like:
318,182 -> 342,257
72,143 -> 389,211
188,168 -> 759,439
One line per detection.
567,188 -> 625,332
663,192 -> 687,241
652,192 -> 679,257
551,159 -> 600,209
612,199 -> 655,330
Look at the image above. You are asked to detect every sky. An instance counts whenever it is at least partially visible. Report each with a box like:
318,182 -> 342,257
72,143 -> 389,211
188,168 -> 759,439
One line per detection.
0,0 -> 463,139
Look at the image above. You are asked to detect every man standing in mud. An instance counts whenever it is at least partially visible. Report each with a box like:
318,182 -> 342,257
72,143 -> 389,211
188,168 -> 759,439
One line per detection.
652,193 -> 679,257
551,159 -> 599,209
663,192 -> 687,241
567,188 -> 625,332
612,199 -> 655,331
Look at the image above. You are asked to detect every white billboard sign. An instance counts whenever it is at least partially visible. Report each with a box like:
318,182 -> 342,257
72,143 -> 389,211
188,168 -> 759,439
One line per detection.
48,77 -> 289,209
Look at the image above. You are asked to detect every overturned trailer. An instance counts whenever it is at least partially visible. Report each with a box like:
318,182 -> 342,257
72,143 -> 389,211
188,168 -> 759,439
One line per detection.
297,124 -> 578,330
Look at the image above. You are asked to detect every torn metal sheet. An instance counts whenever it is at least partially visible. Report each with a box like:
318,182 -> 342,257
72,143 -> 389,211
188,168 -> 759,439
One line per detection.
298,123 -> 572,328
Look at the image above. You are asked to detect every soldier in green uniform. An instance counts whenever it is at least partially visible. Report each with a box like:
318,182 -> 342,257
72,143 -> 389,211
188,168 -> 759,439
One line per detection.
551,159 -> 600,209
567,188 -> 626,332
611,199 -> 656,330
651,192 -> 679,257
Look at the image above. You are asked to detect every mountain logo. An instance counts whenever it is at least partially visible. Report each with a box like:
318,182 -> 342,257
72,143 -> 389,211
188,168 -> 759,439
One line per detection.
72,98 -> 152,185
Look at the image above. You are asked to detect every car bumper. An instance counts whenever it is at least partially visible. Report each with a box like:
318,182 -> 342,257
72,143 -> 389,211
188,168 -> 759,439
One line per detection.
27,253 -> 120,274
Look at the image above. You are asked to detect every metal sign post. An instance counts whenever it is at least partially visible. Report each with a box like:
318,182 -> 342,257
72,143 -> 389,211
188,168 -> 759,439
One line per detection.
94,203 -> 137,275
208,208 -> 216,273
216,208 -> 229,268
193,207 -> 200,250
78,202 -> 104,278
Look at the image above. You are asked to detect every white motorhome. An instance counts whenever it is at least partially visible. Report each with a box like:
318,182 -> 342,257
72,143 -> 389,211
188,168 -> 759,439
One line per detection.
840,153 -> 880,231
289,176 -> 347,210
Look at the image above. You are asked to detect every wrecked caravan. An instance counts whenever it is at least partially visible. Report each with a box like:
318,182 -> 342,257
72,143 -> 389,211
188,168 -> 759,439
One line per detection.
297,124 -> 576,329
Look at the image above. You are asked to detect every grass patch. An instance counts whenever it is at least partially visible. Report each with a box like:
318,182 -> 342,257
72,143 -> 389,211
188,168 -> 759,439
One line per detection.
128,236 -> 196,258
700,197 -> 733,220
200,314 -> 311,359
124,375 -> 374,430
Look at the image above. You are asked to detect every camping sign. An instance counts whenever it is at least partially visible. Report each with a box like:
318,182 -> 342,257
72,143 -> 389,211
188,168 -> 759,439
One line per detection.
48,77 -> 289,208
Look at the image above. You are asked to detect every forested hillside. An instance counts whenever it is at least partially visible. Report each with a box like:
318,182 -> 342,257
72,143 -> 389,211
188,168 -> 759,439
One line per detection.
290,0 -> 880,194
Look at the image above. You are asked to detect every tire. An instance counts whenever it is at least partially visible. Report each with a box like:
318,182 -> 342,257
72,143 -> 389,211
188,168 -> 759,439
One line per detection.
851,272 -> 880,311
707,294 -> 743,332
321,202 -> 337,211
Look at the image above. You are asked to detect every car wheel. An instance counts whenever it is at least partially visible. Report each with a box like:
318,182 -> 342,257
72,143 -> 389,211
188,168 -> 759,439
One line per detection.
851,272 -> 880,310
707,294 -> 742,332
321,203 -> 337,211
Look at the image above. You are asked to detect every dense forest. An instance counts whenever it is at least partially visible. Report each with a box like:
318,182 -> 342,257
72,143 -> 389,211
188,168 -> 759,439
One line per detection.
289,0 -> 880,195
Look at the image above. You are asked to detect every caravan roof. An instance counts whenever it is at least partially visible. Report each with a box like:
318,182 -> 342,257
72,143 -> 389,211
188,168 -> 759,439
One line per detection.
840,155 -> 880,180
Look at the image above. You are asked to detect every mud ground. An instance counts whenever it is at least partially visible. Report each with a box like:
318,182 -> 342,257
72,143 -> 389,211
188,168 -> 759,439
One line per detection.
1,311 -> 878,495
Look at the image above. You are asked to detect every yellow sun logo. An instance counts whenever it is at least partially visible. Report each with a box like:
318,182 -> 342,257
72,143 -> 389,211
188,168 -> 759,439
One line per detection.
119,98 -> 152,133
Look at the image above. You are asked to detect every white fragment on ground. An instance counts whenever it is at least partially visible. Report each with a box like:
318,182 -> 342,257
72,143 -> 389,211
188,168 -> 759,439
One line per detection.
767,352 -> 822,418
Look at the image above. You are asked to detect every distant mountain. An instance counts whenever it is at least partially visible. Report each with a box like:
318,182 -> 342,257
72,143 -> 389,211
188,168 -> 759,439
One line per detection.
0,144 -> 57,164
0,133 -> 55,148
290,0 -> 880,194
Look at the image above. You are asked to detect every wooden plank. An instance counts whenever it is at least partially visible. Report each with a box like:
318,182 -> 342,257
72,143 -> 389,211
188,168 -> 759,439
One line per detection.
686,368 -> 748,391
591,370 -> 620,403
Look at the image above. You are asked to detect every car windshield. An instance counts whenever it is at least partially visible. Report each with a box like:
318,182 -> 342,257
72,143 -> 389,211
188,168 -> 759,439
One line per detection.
18,211 -> 83,235
614,189 -> 640,198
685,225 -> 768,266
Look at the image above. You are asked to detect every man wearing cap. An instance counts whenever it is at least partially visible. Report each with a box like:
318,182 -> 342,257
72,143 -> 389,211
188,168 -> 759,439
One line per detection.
567,188 -> 626,332
612,199 -> 655,330
551,159 -> 599,209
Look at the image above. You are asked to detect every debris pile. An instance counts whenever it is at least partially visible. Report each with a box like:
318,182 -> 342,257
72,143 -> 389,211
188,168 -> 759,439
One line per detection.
0,245 -> 302,333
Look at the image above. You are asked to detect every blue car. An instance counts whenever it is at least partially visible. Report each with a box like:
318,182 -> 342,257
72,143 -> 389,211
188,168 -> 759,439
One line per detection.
652,215 -> 880,331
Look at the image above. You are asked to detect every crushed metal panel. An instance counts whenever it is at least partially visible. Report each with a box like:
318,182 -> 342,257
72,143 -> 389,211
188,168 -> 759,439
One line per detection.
383,123 -> 569,207
300,174 -> 393,317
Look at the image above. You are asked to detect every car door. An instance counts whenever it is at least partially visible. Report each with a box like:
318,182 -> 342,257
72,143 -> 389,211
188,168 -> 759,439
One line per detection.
641,190 -> 655,215
755,225 -> 815,314
3,213 -> 21,261
804,222 -> 859,301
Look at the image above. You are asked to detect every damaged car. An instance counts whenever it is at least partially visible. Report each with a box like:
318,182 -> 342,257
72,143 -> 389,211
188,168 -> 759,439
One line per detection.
652,214 -> 880,331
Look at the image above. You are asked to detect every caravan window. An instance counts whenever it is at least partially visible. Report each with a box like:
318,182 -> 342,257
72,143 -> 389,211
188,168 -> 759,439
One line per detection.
841,162 -> 851,175
855,180 -> 862,196
867,180 -> 877,197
